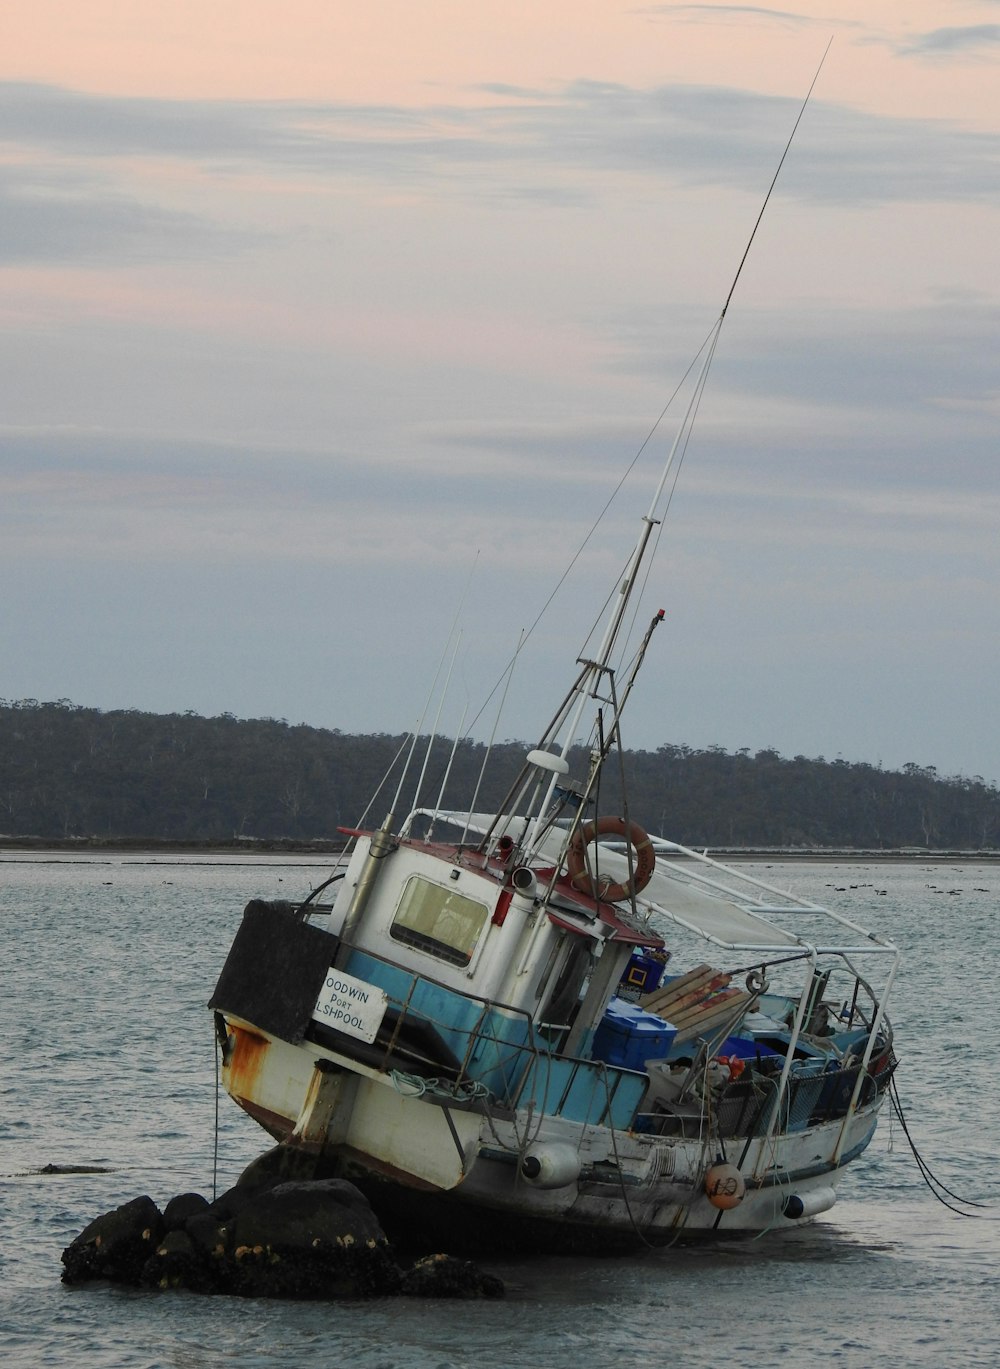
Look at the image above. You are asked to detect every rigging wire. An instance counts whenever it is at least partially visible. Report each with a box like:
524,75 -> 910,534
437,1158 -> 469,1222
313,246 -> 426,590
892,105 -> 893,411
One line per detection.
407,627 -> 464,824
595,1061 -> 659,1250
425,701 -> 470,842
461,322 -> 721,741
614,44 -> 832,671
351,734 -> 411,833
460,629 -> 526,846
616,318 -> 724,675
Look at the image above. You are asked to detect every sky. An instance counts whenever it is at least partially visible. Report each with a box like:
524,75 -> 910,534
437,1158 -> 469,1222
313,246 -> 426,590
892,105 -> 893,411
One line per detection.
2,2 -> 999,789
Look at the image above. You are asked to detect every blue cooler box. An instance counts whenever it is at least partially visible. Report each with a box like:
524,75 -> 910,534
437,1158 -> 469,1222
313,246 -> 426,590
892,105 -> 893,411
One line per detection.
592,996 -> 677,1071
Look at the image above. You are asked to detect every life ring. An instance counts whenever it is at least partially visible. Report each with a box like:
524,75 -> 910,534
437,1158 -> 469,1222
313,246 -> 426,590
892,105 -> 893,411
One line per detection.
566,816 -> 656,903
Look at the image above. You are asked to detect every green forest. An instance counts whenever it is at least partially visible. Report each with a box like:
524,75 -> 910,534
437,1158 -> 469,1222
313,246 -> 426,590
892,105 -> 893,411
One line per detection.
2,698 -> 998,850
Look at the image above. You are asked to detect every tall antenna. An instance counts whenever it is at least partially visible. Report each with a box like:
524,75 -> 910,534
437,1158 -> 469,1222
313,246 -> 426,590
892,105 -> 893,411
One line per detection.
521,46 -> 833,858
722,36 -> 833,318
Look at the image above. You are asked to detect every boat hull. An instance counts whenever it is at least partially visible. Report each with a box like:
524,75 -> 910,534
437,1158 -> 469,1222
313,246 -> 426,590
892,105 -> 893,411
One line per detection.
218,1014 -> 882,1253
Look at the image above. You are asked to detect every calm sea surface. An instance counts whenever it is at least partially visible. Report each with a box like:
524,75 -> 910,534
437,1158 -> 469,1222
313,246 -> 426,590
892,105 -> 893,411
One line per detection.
2,853 -> 998,1368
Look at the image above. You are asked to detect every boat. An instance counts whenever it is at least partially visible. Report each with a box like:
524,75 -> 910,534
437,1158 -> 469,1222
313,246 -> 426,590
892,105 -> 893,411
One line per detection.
209,91 -> 899,1253
210,793 -> 898,1250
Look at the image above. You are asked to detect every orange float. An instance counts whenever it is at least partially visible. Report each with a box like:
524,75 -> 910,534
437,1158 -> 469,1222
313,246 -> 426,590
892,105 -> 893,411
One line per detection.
704,1162 -> 746,1210
566,816 -> 656,903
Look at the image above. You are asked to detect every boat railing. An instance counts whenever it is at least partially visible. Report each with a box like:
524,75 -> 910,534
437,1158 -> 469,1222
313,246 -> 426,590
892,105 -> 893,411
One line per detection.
320,943 -> 648,1127
314,944 -> 898,1140
310,932 -> 902,1140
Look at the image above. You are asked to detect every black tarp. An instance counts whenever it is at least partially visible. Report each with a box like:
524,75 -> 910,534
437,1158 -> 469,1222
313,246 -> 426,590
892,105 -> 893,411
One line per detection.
209,900 -> 339,1043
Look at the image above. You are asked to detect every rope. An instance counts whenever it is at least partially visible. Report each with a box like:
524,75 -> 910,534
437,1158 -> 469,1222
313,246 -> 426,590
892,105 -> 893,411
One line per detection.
596,1061 -> 658,1250
389,1070 -> 491,1104
721,37 -> 833,319
212,1023 -> 220,1202
888,1076 -> 995,1218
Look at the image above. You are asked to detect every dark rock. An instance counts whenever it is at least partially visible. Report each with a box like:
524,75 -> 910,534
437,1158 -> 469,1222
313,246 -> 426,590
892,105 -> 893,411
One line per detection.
400,1254 -> 505,1299
61,1195 -> 165,1286
207,1184 -> 257,1224
208,1144 -> 306,1224
231,1178 -> 386,1252
226,1177 -> 400,1299
38,1163 -> 112,1175
227,1238 -> 400,1300
232,1142 -> 326,1192
140,1228 -> 219,1294
185,1209 -> 231,1260
61,1174 -> 503,1300
163,1192 -> 210,1231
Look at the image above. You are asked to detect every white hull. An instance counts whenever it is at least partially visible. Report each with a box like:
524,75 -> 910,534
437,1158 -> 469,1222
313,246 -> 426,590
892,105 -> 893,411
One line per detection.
219,1015 -> 883,1251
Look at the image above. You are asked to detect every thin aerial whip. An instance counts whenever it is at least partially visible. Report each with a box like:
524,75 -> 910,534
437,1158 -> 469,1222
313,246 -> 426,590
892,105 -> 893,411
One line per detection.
721,35 -> 833,318
522,48 -> 836,846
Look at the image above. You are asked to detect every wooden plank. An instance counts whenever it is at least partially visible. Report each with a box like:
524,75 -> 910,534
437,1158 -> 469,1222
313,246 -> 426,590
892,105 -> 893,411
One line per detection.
658,974 -> 730,1015
639,965 -> 722,1016
659,963 -> 714,991
673,992 -> 753,1045
640,964 -> 713,1006
668,987 -> 744,1029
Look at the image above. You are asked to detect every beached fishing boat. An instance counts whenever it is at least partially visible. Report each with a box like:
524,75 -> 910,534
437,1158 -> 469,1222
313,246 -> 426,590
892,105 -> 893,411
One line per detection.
209,81 -> 899,1253
210,786 -> 898,1251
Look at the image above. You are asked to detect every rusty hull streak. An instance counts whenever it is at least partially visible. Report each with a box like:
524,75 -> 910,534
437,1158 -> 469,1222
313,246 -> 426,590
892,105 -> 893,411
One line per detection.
223,1024 -> 293,1141
225,1023 -> 269,1092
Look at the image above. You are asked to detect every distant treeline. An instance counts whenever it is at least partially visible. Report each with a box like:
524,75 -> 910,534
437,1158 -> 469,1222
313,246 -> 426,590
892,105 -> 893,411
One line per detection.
1,698 -> 999,850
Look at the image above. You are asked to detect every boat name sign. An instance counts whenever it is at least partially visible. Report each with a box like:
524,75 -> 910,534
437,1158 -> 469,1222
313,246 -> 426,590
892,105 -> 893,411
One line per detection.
312,970 -> 387,1043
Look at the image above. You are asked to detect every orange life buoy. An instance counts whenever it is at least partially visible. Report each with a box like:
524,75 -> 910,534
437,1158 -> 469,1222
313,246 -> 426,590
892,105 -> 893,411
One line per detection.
566,816 -> 656,903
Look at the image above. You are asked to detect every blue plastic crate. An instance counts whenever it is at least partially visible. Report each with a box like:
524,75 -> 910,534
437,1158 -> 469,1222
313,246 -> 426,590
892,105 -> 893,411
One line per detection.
592,996 -> 677,1071
620,952 -> 667,996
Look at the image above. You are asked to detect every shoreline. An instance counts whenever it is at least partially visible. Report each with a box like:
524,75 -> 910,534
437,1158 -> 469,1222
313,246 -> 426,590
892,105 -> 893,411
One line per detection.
2,836 -> 998,862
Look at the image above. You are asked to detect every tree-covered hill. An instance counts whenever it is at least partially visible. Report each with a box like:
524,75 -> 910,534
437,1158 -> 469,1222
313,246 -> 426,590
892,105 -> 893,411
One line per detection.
2,698 -> 998,850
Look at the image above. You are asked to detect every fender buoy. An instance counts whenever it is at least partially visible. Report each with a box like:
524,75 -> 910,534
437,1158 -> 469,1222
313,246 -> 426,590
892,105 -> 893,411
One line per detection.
566,817 -> 656,903
704,1162 -> 746,1210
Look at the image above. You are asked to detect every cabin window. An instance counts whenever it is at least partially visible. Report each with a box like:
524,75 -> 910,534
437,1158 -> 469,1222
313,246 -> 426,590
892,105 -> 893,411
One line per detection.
389,875 -> 489,968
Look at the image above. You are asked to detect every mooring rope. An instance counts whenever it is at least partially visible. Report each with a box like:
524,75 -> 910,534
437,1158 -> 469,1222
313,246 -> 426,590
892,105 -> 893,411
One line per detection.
212,1024 -> 220,1202
889,1076 -> 995,1218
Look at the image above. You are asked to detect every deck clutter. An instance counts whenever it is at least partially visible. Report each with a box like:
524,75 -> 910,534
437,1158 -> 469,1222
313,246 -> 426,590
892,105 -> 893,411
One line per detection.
639,963 -> 753,1045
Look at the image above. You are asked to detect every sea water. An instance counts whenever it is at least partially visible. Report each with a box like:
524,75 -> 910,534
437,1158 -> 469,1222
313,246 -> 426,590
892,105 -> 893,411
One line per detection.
2,853 -> 998,1368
